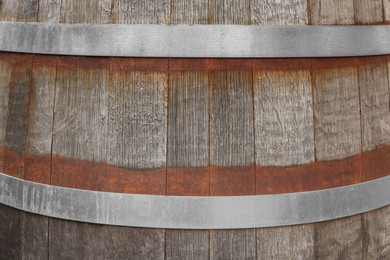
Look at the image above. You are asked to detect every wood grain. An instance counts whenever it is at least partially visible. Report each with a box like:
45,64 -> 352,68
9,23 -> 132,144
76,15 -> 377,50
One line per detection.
38,0 -> 61,23
359,59 -> 390,181
210,229 -> 256,260
385,0 -> 390,23
250,0 -> 308,25
60,0 -> 113,23
20,212 -> 48,260
315,215 -> 363,259
166,230 -> 209,260
208,0 -> 251,24
362,206 -> 390,259
52,57 -> 109,188
170,0 -> 208,24
257,224 -> 315,259
112,0 -> 170,24
0,0 -> 19,21
0,204 -> 21,259
210,67 -> 255,196
354,0 -> 383,24
308,0 -> 355,25
313,66 -> 362,187
16,0 -> 39,22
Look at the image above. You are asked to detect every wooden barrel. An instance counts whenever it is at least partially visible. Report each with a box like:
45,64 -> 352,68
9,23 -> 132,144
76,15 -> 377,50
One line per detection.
0,1 -> 389,259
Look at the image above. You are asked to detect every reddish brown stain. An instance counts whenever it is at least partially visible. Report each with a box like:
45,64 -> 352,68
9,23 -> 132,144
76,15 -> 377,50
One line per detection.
0,148 -> 24,178
24,153 -> 50,184
32,55 -> 58,66
210,165 -> 256,195
208,59 -> 252,71
169,59 -> 211,72
167,167 -> 209,196
252,58 -> 312,71
256,164 -> 316,194
315,154 -> 362,190
363,145 -> 390,181
57,56 -> 109,70
110,58 -> 169,72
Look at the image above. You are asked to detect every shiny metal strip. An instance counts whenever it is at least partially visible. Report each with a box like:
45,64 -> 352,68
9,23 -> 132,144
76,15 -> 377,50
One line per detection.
0,22 -> 389,57
0,172 -> 389,229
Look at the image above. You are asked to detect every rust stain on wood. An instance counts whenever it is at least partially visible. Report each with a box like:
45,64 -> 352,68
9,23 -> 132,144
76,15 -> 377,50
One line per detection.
169,58 -> 211,71
110,58 -> 169,72
24,153 -> 50,184
252,58 -> 312,71
167,167 -> 209,196
0,148 -> 24,178
363,145 -> 390,181
210,165 -> 256,195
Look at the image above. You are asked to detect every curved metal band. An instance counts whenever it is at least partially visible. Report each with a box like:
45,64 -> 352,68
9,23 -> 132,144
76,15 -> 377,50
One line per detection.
0,172 -> 389,229
0,22 -> 390,57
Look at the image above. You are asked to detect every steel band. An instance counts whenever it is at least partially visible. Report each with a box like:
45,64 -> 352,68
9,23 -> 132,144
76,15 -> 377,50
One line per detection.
0,172 -> 389,229
0,22 -> 389,57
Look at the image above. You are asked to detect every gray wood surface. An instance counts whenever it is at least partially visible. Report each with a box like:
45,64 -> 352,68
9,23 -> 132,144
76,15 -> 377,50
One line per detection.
254,70 -> 314,166
60,0 -> 112,23
257,224 -> 315,260
313,67 -> 361,161
309,0 -> 355,25
362,206 -> 390,259
315,215 -> 363,259
38,0 -> 61,23
52,60 -> 108,162
0,204 -> 21,260
250,0 -> 308,25
0,55 -> 11,156
170,0 -> 208,24
385,0 -> 390,23
359,61 -> 390,151
354,0 -> 383,24
166,230 -> 209,260
16,0 -> 39,22
0,0 -> 19,21
112,0 -> 170,24
20,212 -> 48,260
208,0 -> 251,24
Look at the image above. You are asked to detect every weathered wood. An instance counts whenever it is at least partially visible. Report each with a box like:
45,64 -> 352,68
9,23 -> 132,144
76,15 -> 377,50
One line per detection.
210,66 -> 255,195
359,58 -> 390,181
16,0 -> 39,22
354,0 -> 383,24
250,0 -> 308,25
362,205 -> 390,259
257,224 -> 315,259
210,229 -> 256,260
25,56 -> 57,184
20,212 -> 48,260
170,0 -> 208,24
111,0 -> 170,24
166,230 -> 209,260
385,0 -> 390,23
52,57 -> 108,189
308,0 -> 355,25
313,65 -> 362,188
315,215 -> 363,259
0,0 -> 19,21
0,204 -> 21,260
208,0 -> 251,24
60,0 -> 113,23
38,0 -> 61,23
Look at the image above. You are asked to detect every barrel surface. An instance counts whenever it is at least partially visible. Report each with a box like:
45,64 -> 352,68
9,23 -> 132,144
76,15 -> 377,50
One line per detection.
0,1 -> 389,259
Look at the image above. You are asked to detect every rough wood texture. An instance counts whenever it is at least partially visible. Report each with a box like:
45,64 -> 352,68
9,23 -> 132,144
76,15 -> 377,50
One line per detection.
385,0 -> 390,23
359,59 -> 390,181
250,0 -> 308,25
0,204 -> 21,260
313,66 -> 362,188
49,218 -> 164,259
362,206 -> 390,259
167,61 -> 209,196
16,0 -> 39,22
354,0 -> 383,24
210,66 -> 255,195
170,0 -> 208,24
166,230 -> 209,260
112,0 -> 170,24
60,0 -> 113,23
208,0 -> 251,24
0,0 -> 19,21
20,212 -> 48,260
210,229 -> 256,260
308,0 -> 355,25
38,0 -> 61,23
254,70 -> 314,166
257,224 -> 315,259
315,215 -> 363,259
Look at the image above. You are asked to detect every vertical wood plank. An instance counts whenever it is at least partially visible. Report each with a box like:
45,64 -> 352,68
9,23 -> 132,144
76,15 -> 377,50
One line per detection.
385,0 -> 390,23
52,57 -> 108,191
308,0 -> 355,25
362,205 -> 390,259
313,65 -> 362,189
166,230 -> 209,260
354,0 -> 383,24
107,59 -> 167,195
170,0 -> 208,24
210,229 -> 256,260
254,69 -> 315,194
208,0 -> 251,24
250,0 -> 308,25
20,212 -> 48,260
0,204 -> 21,259
112,0 -> 170,24
315,215 -> 363,259
257,224 -> 315,259
359,58 -> 390,181
38,0 -> 61,23
16,0 -> 39,22
60,0 -> 113,23
25,56 -> 57,184
0,0 -> 19,21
